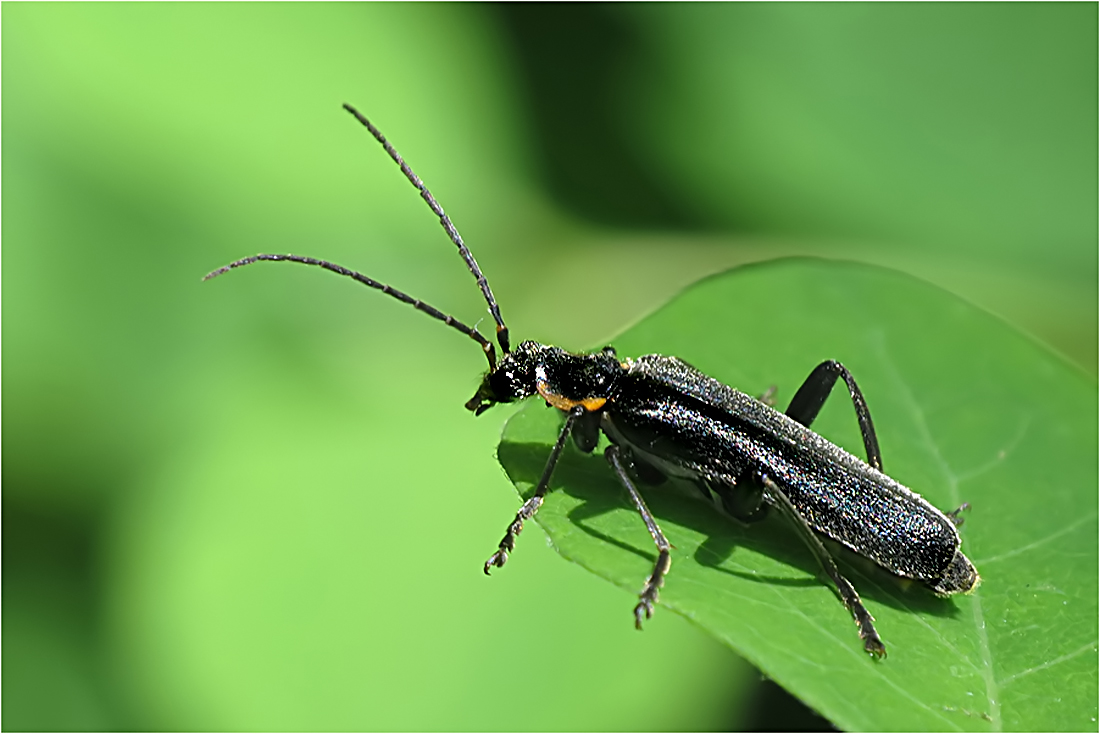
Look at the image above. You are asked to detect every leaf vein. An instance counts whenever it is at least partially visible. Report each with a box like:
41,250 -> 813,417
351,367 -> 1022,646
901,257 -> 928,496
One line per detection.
995,640 -> 1099,688
878,346 -> 1002,731
974,513 -> 1098,566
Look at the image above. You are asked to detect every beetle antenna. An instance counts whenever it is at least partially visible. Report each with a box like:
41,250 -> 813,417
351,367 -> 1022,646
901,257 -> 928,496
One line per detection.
203,254 -> 498,369
342,103 -> 511,356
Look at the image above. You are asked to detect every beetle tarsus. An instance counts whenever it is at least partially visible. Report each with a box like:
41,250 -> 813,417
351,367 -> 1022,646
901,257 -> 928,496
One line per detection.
483,499 -> 540,573
850,601 -> 886,659
633,599 -> 653,629
484,547 -> 510,574
864,635 -> 887,659
633,548 -> 671,630
841,580 -> 887,659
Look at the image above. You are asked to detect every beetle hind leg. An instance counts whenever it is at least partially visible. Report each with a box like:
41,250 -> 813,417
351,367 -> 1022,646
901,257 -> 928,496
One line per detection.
759,474 -> 886,658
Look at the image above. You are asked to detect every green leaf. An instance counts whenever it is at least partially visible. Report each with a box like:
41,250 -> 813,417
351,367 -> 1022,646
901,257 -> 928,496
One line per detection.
497,259 -> 1098,732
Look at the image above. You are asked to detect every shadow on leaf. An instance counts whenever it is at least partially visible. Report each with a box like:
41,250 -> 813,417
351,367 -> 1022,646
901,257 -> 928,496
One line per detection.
497,438 -> 958,620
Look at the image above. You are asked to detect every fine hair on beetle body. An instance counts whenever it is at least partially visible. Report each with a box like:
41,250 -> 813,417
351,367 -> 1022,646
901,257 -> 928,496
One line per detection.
205,103 -> 981,659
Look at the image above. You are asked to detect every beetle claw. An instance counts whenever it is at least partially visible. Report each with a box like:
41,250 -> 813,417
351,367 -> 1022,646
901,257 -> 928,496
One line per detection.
484,549 -> 508,574
865,637 -> 887,659
634,590 -> 659,630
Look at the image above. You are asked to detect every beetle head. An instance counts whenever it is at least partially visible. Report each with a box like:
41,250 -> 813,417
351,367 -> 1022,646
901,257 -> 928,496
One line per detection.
465,341 -> 543,415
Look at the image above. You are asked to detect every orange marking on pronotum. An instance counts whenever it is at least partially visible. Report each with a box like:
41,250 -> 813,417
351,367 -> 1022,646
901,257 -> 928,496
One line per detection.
536,381 -> 607,413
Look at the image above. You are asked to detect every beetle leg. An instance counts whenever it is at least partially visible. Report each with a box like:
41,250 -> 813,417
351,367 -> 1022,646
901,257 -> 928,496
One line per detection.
712,476 -> 769,524
785,360 -> 884,472
946,502 -> 971,527
606,444 -> 672,630
570,408 -> 603,453
484,405 -> 586,574
759,473 -> 886,658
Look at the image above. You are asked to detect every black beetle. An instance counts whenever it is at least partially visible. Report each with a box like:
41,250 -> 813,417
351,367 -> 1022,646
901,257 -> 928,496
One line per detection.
206,104 -> 980,658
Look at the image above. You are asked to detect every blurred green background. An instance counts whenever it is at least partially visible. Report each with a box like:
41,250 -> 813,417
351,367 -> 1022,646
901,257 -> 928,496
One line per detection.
3,4 -> 1095,731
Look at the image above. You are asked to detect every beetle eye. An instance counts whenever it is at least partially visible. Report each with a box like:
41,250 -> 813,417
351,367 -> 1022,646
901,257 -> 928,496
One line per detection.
489,367 -> 523,402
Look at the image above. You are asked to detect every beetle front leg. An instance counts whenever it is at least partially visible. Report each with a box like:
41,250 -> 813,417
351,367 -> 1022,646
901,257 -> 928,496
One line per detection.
759,474 -> 886,658
484,405 -> 585,574
606,444 -> 672,629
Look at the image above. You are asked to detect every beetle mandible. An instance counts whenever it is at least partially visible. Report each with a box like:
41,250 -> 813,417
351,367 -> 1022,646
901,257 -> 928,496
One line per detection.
205,104 -> 980,658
